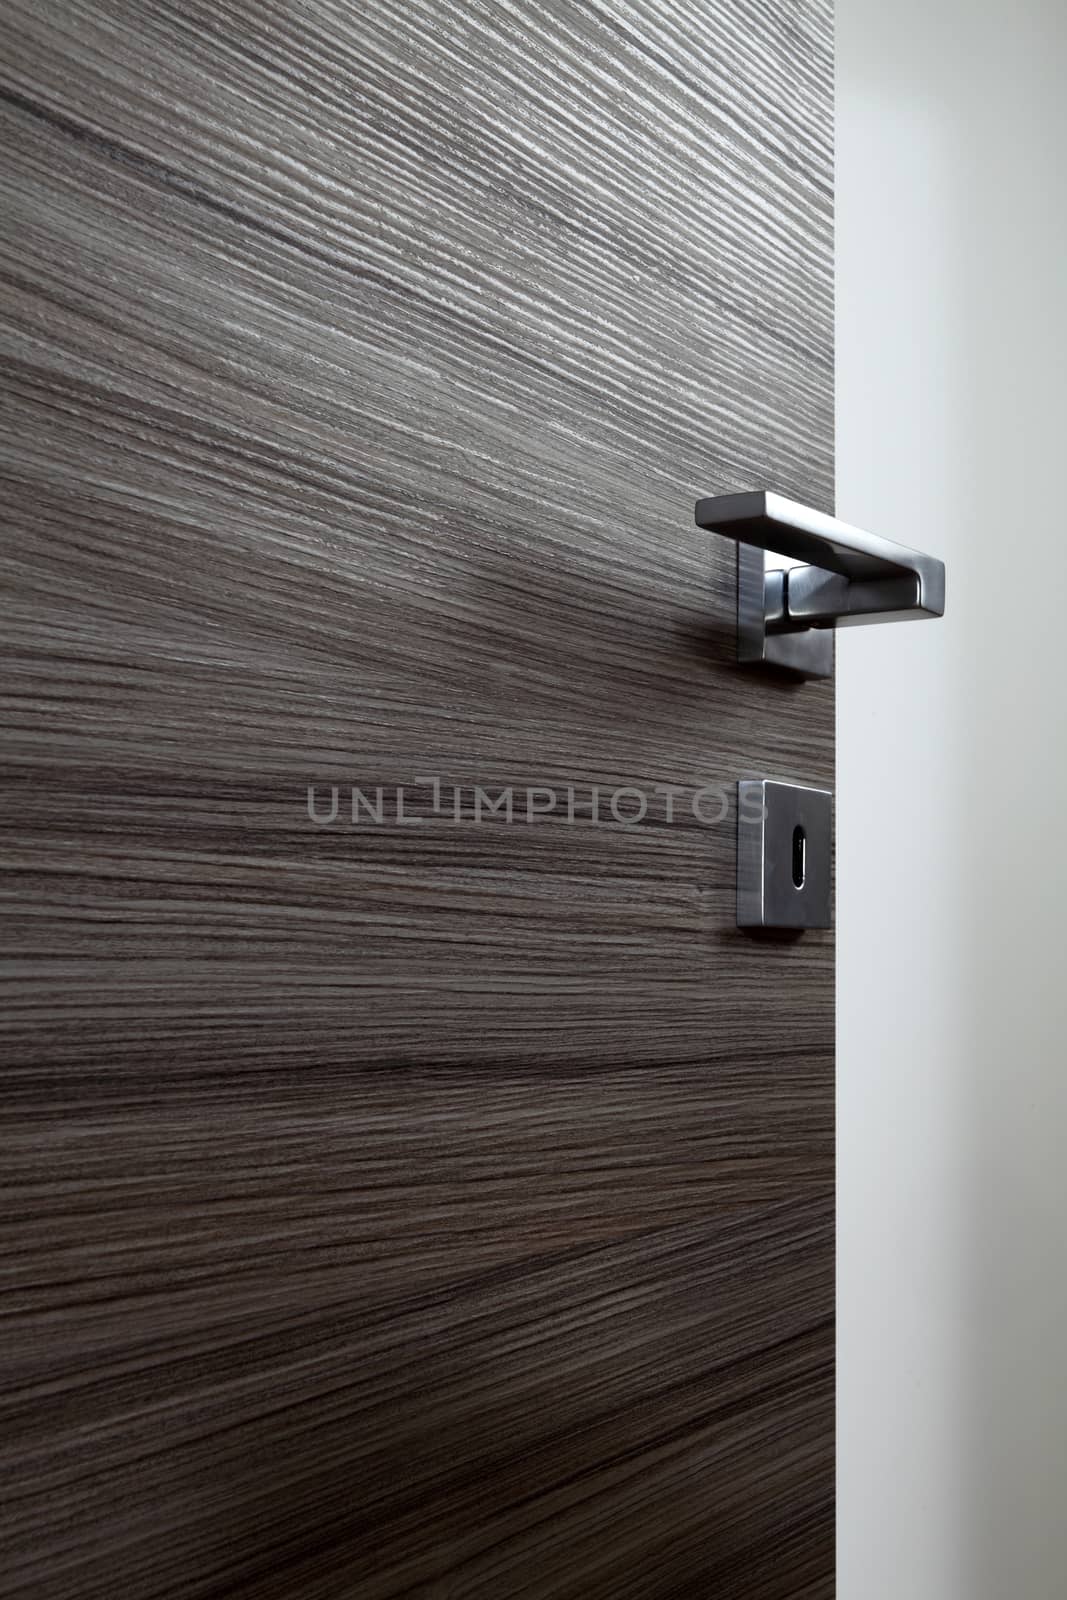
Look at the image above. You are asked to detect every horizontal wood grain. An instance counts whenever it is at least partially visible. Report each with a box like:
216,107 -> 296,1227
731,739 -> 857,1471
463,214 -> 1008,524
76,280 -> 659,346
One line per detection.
0,0 -> 834,1593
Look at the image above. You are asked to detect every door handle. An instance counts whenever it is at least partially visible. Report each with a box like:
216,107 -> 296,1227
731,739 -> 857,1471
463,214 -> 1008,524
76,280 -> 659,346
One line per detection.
694,490 -> 945,679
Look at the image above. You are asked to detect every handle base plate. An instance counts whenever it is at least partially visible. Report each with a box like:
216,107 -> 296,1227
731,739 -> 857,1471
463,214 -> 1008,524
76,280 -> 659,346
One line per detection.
738,546 -> 834,678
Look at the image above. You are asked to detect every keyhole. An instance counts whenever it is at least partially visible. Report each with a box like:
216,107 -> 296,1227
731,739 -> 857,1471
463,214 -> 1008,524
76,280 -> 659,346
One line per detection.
792,824 -> 806,889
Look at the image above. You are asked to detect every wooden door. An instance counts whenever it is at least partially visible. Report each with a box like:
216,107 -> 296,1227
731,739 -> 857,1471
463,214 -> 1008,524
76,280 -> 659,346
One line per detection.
0,2 -> 834,1595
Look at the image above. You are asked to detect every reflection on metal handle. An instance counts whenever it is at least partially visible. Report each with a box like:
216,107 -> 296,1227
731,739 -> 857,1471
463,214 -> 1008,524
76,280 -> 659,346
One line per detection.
694,490 -> 946,679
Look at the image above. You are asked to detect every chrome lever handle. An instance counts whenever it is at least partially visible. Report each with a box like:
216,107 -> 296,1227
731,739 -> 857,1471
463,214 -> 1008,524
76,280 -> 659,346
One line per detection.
694,490 -> 945,679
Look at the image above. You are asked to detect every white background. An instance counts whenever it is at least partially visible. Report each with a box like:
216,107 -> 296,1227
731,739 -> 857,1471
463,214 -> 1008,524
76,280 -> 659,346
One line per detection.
837,0 -> 1067,1593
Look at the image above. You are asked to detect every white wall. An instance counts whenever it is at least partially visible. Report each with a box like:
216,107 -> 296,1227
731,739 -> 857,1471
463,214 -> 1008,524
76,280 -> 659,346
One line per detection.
837,2 -> 1067,1595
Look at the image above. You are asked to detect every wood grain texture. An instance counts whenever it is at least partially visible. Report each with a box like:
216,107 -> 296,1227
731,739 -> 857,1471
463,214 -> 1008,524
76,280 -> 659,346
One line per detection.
0,0 -> 834,1595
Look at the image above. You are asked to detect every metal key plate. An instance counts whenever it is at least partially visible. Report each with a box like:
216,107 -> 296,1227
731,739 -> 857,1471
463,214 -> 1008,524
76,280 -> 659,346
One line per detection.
737,780 -> 833,930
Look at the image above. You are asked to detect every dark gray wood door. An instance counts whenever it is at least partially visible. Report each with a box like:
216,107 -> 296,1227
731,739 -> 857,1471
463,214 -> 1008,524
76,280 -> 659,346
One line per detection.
0,2 -> 834,1595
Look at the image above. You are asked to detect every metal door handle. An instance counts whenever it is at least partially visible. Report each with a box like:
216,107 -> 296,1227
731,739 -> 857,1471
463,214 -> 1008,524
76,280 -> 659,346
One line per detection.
694,490 -> 945,679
